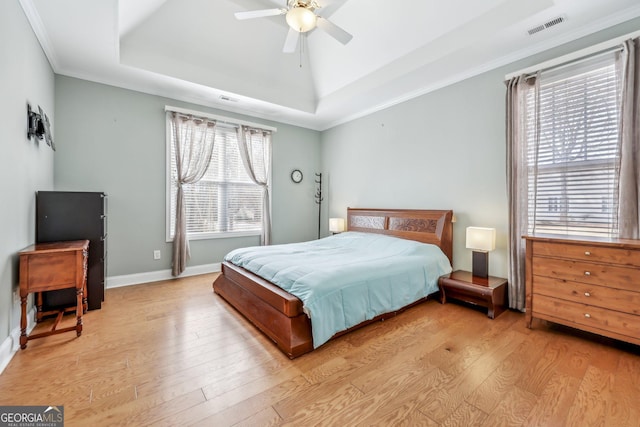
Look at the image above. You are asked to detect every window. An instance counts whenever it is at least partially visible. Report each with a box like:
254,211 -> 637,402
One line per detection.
524,53 -> 622,237
166,111 -> 271,240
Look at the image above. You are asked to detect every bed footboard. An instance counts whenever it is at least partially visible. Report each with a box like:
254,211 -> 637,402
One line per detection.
213,261 -> 313,358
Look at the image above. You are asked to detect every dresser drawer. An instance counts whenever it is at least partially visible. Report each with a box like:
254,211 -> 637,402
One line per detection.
532,257 -> 639,292
533,241 -> 640,267
533,276 -> 640,315
533,294 -> 640,340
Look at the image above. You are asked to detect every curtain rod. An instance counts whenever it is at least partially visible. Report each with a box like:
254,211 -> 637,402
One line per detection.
164,105 -> 277,133
505,28 -> 640,81
522,46 -> 623,80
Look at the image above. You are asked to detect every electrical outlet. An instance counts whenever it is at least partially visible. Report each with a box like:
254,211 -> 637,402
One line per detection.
153,250 -> 161,260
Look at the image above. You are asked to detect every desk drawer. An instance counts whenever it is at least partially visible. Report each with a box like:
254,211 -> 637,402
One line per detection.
532,257 -> 639,292
533,276 -> 640,315
533,241 -> 640,267
26,252 -> 76,292
533,294 -> 640,339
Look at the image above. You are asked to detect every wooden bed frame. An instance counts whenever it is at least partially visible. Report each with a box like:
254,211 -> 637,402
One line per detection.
213,208 -> 454,358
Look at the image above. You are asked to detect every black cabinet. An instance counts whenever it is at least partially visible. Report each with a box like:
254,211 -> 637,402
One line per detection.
36,191 -> 107,310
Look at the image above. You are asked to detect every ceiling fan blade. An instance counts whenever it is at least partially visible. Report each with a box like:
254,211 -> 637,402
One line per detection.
234,8 -> 285,20
283,28 -> 299,53
316,16 -> 352,45
316,0 -> 349,19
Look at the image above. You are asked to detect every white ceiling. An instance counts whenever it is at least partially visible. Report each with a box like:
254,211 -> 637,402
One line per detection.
21,0 -> 640,130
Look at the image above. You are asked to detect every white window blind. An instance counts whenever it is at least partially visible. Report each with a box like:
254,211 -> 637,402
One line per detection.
168,116 -> 269,239
526,53 -> 622,237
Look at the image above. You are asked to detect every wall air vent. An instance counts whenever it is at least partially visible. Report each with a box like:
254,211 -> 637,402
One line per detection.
527,15 -> 566,36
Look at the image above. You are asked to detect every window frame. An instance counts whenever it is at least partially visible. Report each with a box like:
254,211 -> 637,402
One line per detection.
523,54 -> 622,238
164,106 -> 275,243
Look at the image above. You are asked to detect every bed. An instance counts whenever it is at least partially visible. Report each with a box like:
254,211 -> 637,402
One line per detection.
212,208 -> 454,358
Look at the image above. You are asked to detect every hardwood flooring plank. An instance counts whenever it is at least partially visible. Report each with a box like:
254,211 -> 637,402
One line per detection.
75,388 -> 206,427
521,371 -> 581,427
274,380 -> 364,423
440,401 -> 488,427
617,351 -> 640,392
565,365 -> 615,427
350,347 -> 439,395
605,353 -> 640,427
465,332 -> 548,414
478,385 -> 537,427
367,404 -> 439,427
295,305 -> 448,387
516,335 -> 568,396
303,302 -> 479,394
200,359 -> 300,401
416,328 -> 527,423
352,366 -> 452,426
286,362 -> 441,426
231,406 -> 282,427
289,300 -> 453,377
136,346 -> 281,399
168,375 -> 311,427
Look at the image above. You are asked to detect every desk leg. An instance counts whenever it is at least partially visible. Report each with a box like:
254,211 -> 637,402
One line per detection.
76,287 -> 83,337
35,292 -> 44,323
20,295 -> 28,349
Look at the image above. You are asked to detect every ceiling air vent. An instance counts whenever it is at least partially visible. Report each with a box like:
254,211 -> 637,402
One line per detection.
219,95 -> 238,102
527,16 -> 566,36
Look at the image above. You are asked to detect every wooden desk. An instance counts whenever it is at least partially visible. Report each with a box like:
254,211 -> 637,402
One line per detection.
19,240 -> 89,349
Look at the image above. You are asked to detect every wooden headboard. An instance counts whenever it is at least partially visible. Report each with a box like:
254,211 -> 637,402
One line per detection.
347,208 -> 454,264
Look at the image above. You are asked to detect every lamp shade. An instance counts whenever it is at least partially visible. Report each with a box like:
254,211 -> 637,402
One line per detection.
466,227 -> 496,252
329,218 -> 345,233
286,6 -> 317,32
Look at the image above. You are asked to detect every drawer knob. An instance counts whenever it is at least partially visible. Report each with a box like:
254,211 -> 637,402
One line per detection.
584,292 -> 591,297
584,313 -> 591,318
584,271 -> 591,276
584,251 -> 591,256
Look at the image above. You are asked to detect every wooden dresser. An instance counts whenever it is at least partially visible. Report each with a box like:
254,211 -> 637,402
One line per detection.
524,234 -> 640,346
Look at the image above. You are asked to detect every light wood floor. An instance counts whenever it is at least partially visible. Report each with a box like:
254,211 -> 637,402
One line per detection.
1,273 -> 640,426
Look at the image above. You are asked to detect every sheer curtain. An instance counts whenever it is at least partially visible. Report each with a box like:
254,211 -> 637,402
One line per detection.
618,38 -> 640,239
236,125 -> 272,245
170,112 -> 217,276
506,74 -> 538,311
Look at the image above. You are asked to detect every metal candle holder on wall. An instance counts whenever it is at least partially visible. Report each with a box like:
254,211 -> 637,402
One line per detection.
27,104 -> 55,150
315,173 -> 323,239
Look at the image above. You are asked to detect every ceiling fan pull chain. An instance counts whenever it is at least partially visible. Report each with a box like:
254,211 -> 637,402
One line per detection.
299,34 -> 304,68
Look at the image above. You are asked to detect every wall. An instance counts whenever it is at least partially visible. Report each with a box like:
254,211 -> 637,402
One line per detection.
321,17 -> 640,279
54,76 -> 321,279
0,0 -> 55,367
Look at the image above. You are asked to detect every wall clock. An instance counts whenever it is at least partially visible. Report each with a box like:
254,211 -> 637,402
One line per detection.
290,169 -> 303,183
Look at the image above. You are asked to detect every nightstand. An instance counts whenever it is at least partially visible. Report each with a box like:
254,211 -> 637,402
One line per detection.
438,270 -> 508,319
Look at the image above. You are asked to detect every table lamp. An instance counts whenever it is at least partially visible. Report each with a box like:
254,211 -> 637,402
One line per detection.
329,218 -> 345,234
466,226 -> 496,278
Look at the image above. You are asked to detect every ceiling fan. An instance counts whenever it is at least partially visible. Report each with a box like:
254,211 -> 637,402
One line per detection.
234,0 -> 353,53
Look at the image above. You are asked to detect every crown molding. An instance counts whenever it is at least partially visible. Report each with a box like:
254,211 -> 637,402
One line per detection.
320,5 -> 640,131
19,0 -> 59,71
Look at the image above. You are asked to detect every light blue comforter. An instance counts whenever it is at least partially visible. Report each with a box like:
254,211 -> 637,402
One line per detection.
224,232 -> 452,348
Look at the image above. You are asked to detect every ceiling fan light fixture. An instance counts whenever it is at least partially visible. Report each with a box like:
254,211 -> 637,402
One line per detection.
286,6 -> 317,32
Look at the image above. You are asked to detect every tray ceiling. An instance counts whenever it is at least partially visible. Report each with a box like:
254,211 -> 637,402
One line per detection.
21,0 -> 640,130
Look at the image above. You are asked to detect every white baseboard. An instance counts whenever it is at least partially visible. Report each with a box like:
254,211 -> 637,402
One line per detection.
106,262 -> 221,289
0,307 -> 36,375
